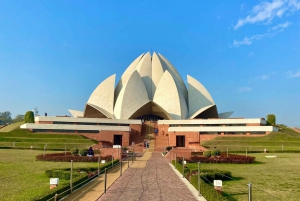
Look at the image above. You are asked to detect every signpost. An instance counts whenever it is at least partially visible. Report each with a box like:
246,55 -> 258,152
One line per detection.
213,180 -> 222,193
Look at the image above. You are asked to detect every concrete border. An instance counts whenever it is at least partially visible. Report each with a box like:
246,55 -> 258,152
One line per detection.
168,163 -> 207,201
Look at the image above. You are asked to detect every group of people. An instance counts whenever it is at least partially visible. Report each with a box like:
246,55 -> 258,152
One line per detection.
143,140 -> 150,148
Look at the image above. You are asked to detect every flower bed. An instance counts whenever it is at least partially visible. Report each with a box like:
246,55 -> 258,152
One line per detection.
178,153 -> 255,164
36,152 -> 112,162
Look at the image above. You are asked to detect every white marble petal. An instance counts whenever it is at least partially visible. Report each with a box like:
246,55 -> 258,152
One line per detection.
87,74 -> 116,117
114,70 -> 149,119
218,111 -> 234,119
68,109 -> 83,118
153,70 -> 188,120
158,53 -> 188,103
187,75 -> 215,117
114,53 -> 144,102
136,52 -> 153,99
151,52 -> 167,99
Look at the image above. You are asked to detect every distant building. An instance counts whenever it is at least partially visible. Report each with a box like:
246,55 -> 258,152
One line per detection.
21,52 -> 278,149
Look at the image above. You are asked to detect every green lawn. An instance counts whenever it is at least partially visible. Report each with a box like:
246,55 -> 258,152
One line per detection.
0,122 -> 25,132
0,129 -> 97,150
0,149 -> 105,201
186,153 -> 300,201
202,125 -> 300,152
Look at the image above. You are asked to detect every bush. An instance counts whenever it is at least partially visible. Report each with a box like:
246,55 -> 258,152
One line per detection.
267,114 -> 276,125
203,151 -> 211,157
61,171 -> 71,180
211,150 -> 220,156
31,173 -> 88,201
190,176 -> 227,201
53,170 -> 62,178
172,160 -> 227,201
189,154 -> 255,164
70,148 -> 79,156
24,111 -> 35,123
166,146 -> 172,151
79,149 -> 88,156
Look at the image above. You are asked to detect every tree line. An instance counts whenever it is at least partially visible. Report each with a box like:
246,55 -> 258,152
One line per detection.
0,111 -> 24,125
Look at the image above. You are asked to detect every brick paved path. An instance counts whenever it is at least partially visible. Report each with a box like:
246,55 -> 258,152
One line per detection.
98,153 -> 198,201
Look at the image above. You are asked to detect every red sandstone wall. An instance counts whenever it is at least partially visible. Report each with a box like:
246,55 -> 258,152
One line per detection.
35,121 -> 53,124
169,132 -> 200,148
81,131 -> 130,147
157,124 -> 169,136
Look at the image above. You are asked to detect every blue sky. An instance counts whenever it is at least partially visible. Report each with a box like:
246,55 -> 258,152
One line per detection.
0,0 -> 299,127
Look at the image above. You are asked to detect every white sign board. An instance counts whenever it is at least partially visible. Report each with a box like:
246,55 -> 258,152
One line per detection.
183,160 -> 187,164
214,180 -> 222,187
101,160 -> 106,164
113,145 -> 121,148
50,178 -> 59,185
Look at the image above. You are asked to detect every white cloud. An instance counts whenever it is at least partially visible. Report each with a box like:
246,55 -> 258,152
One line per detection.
238,87 -> 252,92
248,52 -> 255,57
286,70 -> 300,77
232,34 -> 266,47
271,21 -> 291,30
234,0 -> 300,30
259,75 -> 270,80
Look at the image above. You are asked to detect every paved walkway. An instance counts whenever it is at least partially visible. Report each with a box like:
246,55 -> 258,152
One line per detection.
63,152 -> 152,201
98,153 -> 200,201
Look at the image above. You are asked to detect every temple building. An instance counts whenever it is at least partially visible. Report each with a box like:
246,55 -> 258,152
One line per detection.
21,52 -> 278,149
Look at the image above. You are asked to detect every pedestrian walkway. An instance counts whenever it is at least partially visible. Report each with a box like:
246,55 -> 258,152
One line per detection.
98,153 -> 201,201
63,152 -> 152,201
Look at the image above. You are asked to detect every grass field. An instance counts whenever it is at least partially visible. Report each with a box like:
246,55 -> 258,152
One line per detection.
186,153 -> 300,201
0,149 -> 104,201
0,122 -> 25,132
202,125 -> 300,152
0,129 -> 97,150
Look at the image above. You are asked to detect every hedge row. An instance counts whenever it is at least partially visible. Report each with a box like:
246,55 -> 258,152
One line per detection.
179,154 -> 255,164
171,160 -> 227,200
31,161 -> 117,201
36,152 -> 113,162
30,173 -> 88,201
188,169 -> 232,183
190,175 -> 227,201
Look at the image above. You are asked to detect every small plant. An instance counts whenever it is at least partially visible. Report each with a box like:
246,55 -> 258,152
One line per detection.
24,111 -> 35,123
211,150 -> 220,156
70,148 -> 79,156
203,151 -> 211,157
166,146 -> 172,151
79,149 -> 88,156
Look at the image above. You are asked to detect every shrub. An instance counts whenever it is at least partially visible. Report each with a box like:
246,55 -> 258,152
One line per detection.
267,114 -> 276,125
70,148 -> 79,156
203,151 -> 211,157
24,111 -> 35,123
79,149 -> 88,156
166,146 -> 172,151
211,150 -> 220,156
189,154 -> 255,164
61,171 -> 71,180
53,170 -> 62,178
190,176 -> 227,201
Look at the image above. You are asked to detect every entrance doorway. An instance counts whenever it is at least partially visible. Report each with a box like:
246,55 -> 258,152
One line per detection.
114,135 -> 122,146
176,135 -> 185,147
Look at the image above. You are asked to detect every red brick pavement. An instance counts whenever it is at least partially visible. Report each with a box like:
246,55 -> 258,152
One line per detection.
98,153 -> 198,201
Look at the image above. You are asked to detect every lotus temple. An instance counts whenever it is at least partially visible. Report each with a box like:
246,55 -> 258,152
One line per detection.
21,52 -> 278,150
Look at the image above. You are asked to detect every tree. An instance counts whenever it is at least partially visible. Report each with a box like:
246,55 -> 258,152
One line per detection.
267,114 -> 276,126
13,114 -> 25,123
0,111 -> 12,124
24,111 -> 35,123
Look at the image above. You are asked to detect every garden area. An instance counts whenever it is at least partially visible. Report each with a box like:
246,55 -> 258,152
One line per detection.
173,152 -> 300,201
0,128 -> 97,150
0,149 -> 116,201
